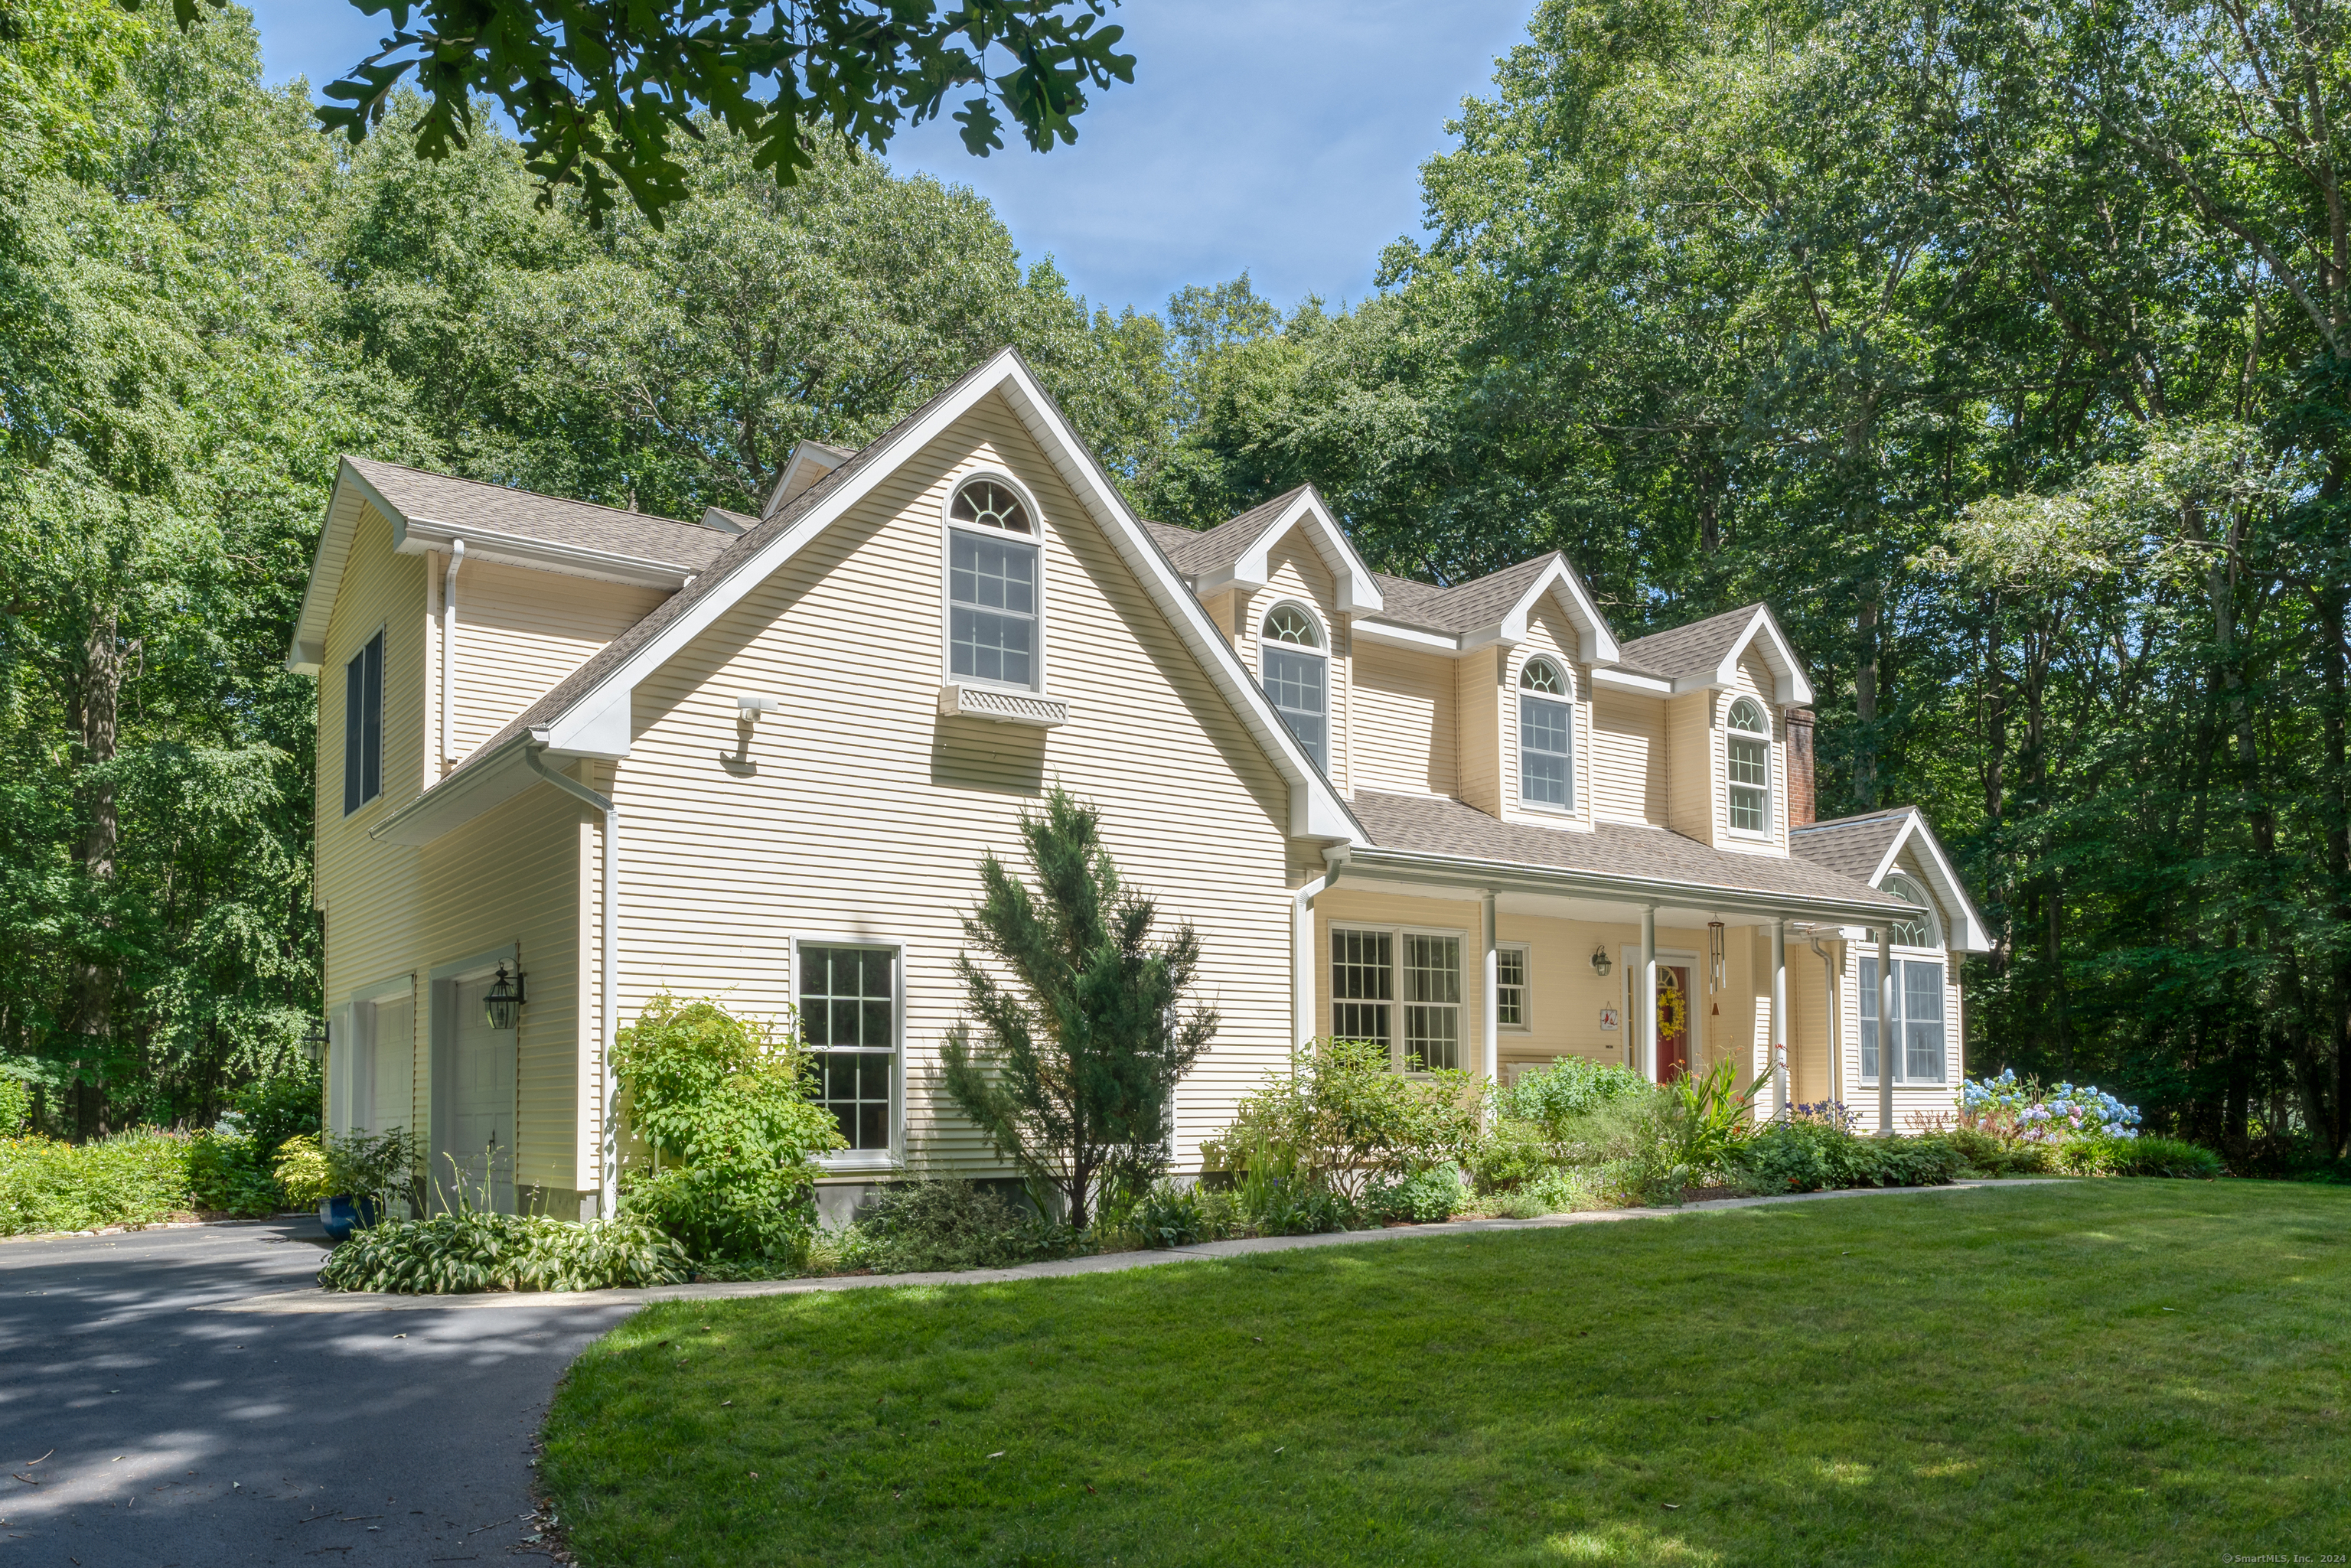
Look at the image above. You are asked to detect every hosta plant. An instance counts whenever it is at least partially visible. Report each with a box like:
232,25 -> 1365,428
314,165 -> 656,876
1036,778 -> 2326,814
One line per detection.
318,1208 -> 690,1294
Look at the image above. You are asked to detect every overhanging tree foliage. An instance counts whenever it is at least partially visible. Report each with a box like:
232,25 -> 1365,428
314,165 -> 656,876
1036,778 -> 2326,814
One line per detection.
130,0 -> 1136,225
940,787 -> 1216,1228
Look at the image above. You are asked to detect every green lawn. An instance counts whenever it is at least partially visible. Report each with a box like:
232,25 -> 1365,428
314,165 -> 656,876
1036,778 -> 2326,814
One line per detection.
541,1183 -> 2351,1566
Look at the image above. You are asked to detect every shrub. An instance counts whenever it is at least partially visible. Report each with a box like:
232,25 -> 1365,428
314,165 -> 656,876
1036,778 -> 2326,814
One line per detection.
1963,1068 -> 2142,1143
0,1130 -> 193,1235
1469,1121 -> 1552,1193
1485,1166 -> 1603,1218
0,1077 -> 29,1135
1365,1165 -> 1467,1224
1944,1126 -> 2050,1176
1496,1058 -> 1650,1141
318,1208 -> 690,1293
232,1063 -> 323,1158
272,1133 -> 333,1206
1203,1037 -> 1485,1201
1125,1181 -> 1238,1249
1733,1123 -> 1968,1195
1250,1180 -> 1356,1237
187,1131 -> 282,1216
846,1177 -> 1083,1272
611,993 -> 840,1262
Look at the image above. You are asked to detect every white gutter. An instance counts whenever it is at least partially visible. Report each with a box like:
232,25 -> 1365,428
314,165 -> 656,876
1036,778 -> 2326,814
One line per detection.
1340,845 -> 1909,927
525,743 -> 619,1217
440,540 -> 465,775
1293,859 -> 1340,1063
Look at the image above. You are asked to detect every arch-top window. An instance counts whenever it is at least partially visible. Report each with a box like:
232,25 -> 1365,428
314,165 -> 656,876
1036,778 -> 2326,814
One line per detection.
1725,696 -> 1772,833
1518,657 -> 1573,810
1880,872 -> 1940,948
950,478 -> 1032,534
1260,602 -> 1328,772
947,478 -> 1039,687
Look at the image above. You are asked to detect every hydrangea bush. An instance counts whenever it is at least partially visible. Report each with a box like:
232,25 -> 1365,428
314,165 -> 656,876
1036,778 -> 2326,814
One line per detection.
1962,1068 -> 2141,1143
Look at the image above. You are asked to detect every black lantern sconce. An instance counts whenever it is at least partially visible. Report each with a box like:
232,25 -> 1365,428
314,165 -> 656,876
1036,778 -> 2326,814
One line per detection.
1589,944 -> 1614,979
303,1018 -> 329,1062
484,963 -> 527,1031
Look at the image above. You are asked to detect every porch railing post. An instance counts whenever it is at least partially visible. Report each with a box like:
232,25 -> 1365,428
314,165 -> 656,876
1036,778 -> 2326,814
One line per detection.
1640,904 -> 1658,1082
1480,891 -> 1499,1107
1771,917 -> 1789,1122
1877,924 -> 1897,1137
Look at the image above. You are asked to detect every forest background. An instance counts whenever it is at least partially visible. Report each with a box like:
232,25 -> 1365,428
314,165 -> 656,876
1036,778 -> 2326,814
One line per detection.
3,0 -> 2346,1167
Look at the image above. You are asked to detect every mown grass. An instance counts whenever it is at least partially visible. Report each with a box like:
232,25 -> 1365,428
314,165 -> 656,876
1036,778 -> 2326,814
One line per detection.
541,1182 -> 2350,1566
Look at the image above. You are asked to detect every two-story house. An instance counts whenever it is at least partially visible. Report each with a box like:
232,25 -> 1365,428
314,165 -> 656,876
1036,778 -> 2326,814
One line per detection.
291,347 -> 1987,1220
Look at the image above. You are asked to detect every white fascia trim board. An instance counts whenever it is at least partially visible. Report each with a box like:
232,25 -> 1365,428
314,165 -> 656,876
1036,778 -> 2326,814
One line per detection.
1591,666 -> 1672,694
992,362 -> 1364,843
1351,618 -> 1459,654
390,517 -> 694,589
367,733 -> 537,845
1341,846 -> 1911,927
1192,489 -> 1385,615
1867,811 -> 1992,954
1707,606 -> 1816,706
1472,560 -> 1621,666
286,467 -> 367,673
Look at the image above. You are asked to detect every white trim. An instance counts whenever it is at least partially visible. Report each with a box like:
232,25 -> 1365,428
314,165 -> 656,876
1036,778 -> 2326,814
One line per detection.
1192,488 -> 1385,614
1473,559 -> 1620,665
340,623 -> 390,817
1619,944 -> 1700,1084
1714,605 -> 1815,707
391,515 -> 693,589
1723,694 -> 1774,839
1590,666 -> 1672,694
1349,618 -> 1457,654
793,936 -> 908,1174
1329,920 -> 1472,1074
1495,939 -> 1532,1032
941,465 -> 1049,696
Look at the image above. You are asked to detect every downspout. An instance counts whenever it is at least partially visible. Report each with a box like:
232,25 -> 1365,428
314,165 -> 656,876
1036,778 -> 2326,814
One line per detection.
440,539 -> 465,775
1807,930 -> 1841,1113
1294,852 -> 1345,1075
526,743 -> 618,1217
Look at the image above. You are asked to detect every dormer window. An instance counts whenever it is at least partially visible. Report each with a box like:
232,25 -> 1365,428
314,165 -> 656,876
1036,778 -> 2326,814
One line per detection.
1518,657 -> 1573,810
1726,696 -> 1772,833
1260,602 -> 1327,772
1881,872 -> 1939,947
947,477 -> 1039,688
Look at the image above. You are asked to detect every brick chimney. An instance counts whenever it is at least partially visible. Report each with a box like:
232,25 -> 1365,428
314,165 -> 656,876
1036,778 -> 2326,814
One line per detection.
1783,707 -> 1816,827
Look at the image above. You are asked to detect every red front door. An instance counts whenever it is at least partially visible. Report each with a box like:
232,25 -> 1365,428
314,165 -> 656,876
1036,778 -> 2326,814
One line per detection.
1656,966 -> 1691,1082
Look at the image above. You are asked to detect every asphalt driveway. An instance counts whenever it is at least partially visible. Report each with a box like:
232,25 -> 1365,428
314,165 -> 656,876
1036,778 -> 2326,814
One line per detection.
0,1218 -> 636,1566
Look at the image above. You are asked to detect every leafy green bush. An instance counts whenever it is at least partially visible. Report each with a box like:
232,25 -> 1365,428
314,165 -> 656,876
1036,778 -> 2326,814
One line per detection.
1202,1037 -> 1485,1201
2056,1135 -> 2222,1178
1485,1166 -> 1605,1218
318,1209 -> 690,1293
187,1131 -> 283,1216
1250,1180 -> 1358,1236
272,1133 -> 333,1206
0,1077 -> 29,1135
844,1177 -> 1084,1272
612,993 -> 841,1262
1734,1123 -> 1968,1194
1945,1125 -> 2051,1176
1124,1181 -> 1239,1249
1366,1165 -> 1467,1224
231,1063 -> 323,1158
1497,1058 -> 1651,1139
0,1130 -> 193,1234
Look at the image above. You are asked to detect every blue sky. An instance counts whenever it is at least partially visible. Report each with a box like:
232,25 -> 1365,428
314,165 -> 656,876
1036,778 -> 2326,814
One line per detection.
240,0 -> 1541,317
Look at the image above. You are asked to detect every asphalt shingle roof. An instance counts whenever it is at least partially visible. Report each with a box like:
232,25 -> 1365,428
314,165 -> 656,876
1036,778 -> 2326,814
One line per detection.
1612,604 -> 1763,685
345,458 -> 732,572
1351,791 -> 1910,910
1152,486 -> 1314,576
1789,807 -> 1915,884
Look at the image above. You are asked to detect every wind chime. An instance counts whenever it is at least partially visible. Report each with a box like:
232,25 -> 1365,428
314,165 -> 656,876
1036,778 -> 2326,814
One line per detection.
1707,921 -> 1727,1016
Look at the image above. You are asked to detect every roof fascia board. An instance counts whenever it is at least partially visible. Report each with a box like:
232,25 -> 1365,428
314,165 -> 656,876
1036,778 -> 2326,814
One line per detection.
390,517 -> 693,588
1591,666 -> 1672,694
991,363 -> 1364,843
285,471 -> 359,672
1480,562 -> 1621,665
1340,846 -> 1909,924
367,734 -> 536,846
1867,812 -> 1992,954
1352,618 -> 1459,654
1194,491 -> 1386,615
1714,606 -> 1817,706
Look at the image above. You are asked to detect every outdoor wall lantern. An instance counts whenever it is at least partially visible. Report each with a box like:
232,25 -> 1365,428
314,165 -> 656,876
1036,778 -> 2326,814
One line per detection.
303,1019 -> 329,1062
484,963 -> 527,1031
1590,944 -> 1614,978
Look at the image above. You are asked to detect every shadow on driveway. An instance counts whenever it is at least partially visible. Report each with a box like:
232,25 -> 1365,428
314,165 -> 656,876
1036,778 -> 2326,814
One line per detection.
0,1219 -> 639,1566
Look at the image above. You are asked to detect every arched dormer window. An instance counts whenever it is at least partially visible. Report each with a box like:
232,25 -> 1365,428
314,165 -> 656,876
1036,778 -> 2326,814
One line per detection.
946,477 -> 1039,688
1518,657 -> 1573,810
1726,696 -> 1772,833
1880,872 -> 1940,947
1260,602 -> 1327,772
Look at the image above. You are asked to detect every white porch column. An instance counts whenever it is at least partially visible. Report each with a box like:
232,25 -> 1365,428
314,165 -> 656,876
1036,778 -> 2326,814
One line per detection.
1877,924 -> 1897,1137
1293,874 -> 1328,1059
1480,891 -> 1499,1095
1640,904 -> 1658,1082
1770,917 -> 1789,1121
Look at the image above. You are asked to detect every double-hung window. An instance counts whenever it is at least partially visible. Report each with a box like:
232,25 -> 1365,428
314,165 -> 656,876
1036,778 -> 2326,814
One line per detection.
947,479 -> 1039,688
1518,658 -> 1573,810
1496,943 -> 1530,1029
1859,957 -> 1947,1084
343,629 -> 384,815
1330,927 -> 1462,1071
1260,603 -> 1328,773
799,944 -> 897,1156
1725,696 -> 1772,833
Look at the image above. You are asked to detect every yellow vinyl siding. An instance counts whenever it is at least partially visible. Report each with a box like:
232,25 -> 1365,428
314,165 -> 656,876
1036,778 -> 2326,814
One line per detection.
1665,689 -> 1712,840
1351,641 -> 1456,797
445,559 -> 669,763
1588,688 -> 1665,825
1456,647 -> 1502,816
611,393 -> 1295,1174
1718,648 -> 1789,855
1239,535 -> 1348,794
